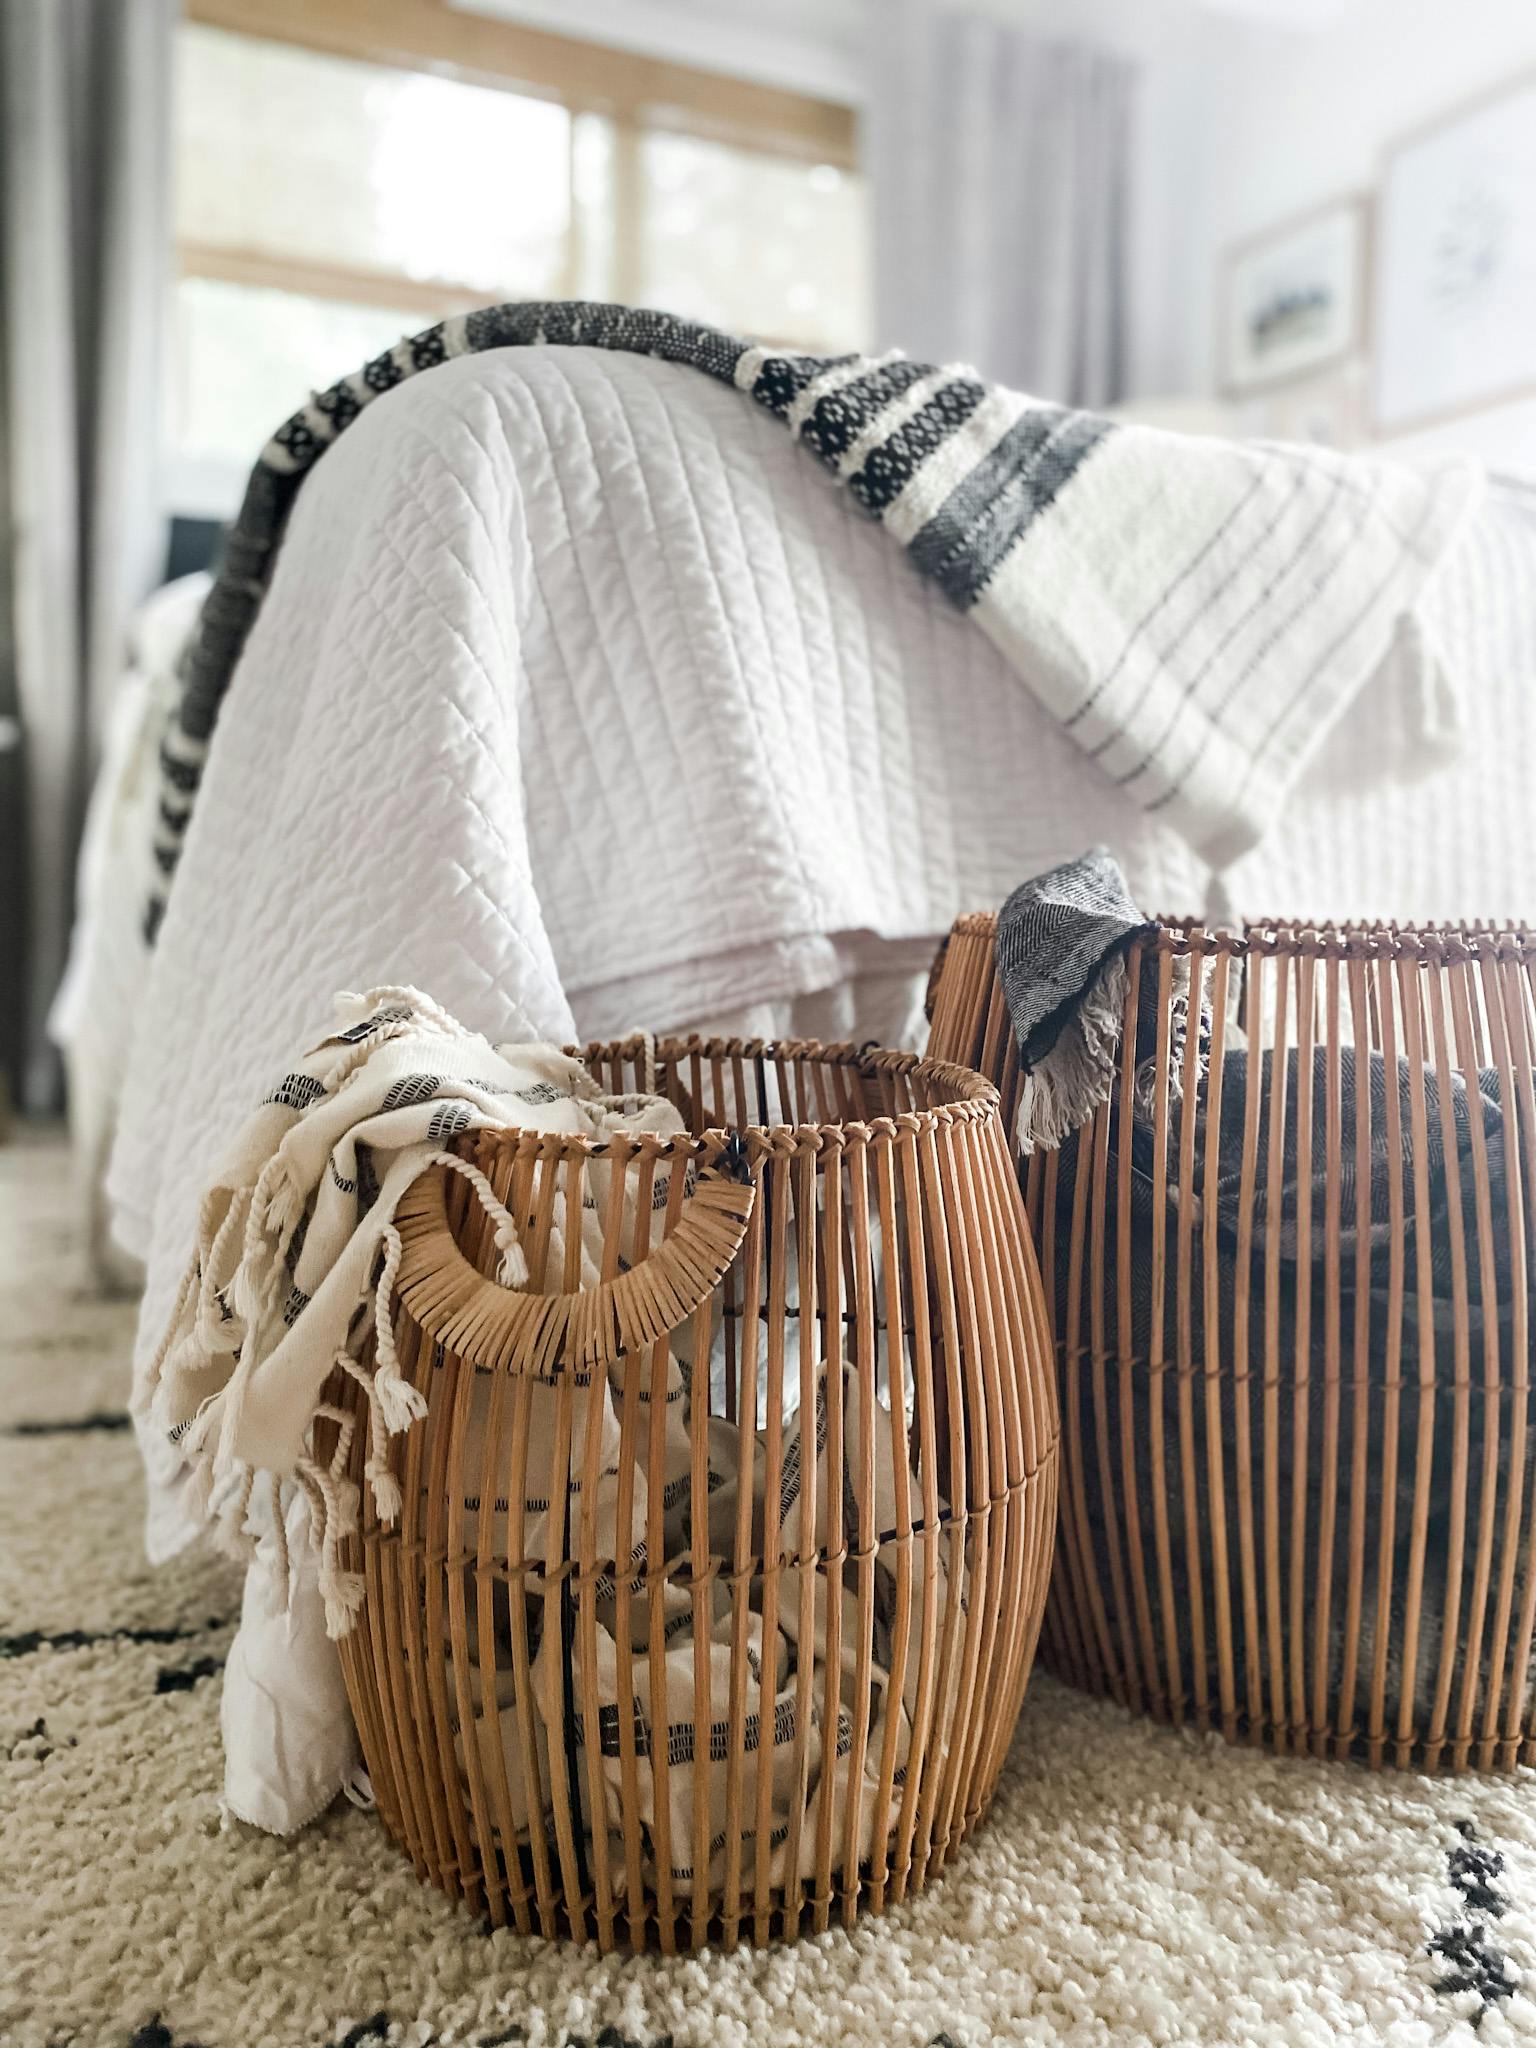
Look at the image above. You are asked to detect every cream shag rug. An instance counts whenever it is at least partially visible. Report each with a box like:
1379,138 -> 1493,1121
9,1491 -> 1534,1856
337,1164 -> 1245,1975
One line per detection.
5,1134 -> 1536,2048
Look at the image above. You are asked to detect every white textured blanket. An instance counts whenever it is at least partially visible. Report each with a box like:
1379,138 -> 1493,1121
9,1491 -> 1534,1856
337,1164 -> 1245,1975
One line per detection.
108,349 -> 1500,1570
155,302 -> 1478,901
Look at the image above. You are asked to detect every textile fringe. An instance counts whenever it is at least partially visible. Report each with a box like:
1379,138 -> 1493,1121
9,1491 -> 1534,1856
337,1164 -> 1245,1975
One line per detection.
148,1148 -> 543,1640
1014,951 -> 1131,1155
1014,953 -> 1203,1156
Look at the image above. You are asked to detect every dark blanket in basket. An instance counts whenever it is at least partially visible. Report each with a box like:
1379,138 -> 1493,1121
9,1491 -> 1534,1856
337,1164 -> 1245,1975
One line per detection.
997,853 -> 1532,1727
999,852 -> 1527,1343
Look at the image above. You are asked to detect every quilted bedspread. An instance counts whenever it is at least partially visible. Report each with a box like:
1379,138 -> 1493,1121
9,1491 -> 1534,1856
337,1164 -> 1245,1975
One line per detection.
106,348 -> 1534,1557
102,348 -> 1180,1550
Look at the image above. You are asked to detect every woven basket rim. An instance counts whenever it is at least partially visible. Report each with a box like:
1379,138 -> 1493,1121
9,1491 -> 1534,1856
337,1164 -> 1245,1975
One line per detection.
456,1034 -> 1001,1164
946,909 -> 1536,964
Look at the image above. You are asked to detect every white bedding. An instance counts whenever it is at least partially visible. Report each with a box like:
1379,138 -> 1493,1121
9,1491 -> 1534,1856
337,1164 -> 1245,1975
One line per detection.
103,351 -> 1535,1556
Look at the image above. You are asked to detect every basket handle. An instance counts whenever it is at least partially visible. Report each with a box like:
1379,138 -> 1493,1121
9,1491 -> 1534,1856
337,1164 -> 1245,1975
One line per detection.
390,1158 -> 755,1376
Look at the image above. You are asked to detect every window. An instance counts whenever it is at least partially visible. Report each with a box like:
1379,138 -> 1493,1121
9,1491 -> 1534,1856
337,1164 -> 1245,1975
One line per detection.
171,3 -> 868,503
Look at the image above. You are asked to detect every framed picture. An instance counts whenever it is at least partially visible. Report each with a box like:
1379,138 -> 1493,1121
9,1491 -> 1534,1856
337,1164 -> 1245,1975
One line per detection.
1373,74 -> 1536,434
1220,196 -> 1368,396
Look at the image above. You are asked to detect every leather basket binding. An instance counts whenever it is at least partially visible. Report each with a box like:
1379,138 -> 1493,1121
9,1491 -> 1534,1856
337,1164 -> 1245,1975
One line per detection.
928,914 -> 1536,1772
322,1037 -> 1059,1951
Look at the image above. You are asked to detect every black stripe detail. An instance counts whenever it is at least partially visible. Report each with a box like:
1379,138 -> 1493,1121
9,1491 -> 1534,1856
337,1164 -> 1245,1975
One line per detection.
749,352 -> 837,417
262,1072 -> 327,1113
910,407 -> 1112,609
1,1616 -> 232,1660
156,1654 -> 225,1694
578,1694 -> 800,1763
1144,466 -> 1377,809
848,377 -> 986,517
4,1410 -> 131,1436
1429,1821 -> 1517,2022
798,358 -> 930,468
157,742 -> 203,795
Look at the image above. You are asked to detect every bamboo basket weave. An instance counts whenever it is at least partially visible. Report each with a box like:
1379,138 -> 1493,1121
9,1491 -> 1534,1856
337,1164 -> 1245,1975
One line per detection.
329,1038 -> 1058,1949
928,915 -> 1536,1770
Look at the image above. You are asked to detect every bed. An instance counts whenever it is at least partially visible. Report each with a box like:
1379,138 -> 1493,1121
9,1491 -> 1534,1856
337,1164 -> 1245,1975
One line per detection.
52,341 -> 1536,1554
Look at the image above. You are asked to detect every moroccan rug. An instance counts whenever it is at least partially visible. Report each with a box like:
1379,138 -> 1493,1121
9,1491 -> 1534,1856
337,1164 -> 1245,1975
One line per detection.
4,1132 -> 1535,2048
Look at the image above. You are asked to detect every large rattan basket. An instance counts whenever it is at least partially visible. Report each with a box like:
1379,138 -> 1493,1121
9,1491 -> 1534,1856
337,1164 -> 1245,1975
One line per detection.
330,1037 -> 1058,1949
929,915 -> 1536,1771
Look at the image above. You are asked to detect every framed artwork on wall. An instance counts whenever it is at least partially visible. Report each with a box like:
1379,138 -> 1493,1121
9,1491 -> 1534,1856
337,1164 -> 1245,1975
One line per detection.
1373,73 -> 1536,434
1220,196 -> 1369,397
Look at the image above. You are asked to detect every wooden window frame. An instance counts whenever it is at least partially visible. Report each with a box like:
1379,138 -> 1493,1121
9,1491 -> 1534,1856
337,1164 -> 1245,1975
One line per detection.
184,0 -> 857,166
179,0 -> 858,329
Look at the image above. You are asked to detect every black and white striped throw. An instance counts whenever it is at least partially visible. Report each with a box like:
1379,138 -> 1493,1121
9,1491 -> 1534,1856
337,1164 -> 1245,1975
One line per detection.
151,299 -> 1477,941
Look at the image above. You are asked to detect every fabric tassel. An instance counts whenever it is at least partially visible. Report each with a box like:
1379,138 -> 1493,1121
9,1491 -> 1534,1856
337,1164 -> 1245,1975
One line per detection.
337,1355 -> 403,1525
370,1369 -> 427,1437
370,1225 -> 428,1437
365,1457 -> 403,1525
430,1150 -> 528,1287
143,1255 -> 200,1400
294,1459 -> 366,1639
1204,867 -> 1238,931
182,1453 -> 218,1526
255,1152 -> 309,1243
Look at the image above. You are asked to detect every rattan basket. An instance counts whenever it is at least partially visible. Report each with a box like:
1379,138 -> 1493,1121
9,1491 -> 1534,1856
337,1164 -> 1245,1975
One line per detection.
330,1037 -> 1058,1949
929,915 -> 1536,1770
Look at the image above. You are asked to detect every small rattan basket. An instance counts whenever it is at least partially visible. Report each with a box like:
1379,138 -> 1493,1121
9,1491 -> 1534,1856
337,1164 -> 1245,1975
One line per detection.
330,1037 -> 1058,1949
929,914 -> 1536,1770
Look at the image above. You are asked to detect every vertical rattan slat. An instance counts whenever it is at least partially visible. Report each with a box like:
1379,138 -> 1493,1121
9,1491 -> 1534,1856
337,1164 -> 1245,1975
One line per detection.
928,915 -> 1536,1771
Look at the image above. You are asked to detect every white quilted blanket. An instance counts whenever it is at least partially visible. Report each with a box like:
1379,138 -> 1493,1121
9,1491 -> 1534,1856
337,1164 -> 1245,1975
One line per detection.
107,350 -> 1533,1558
106,349 -> 1185,1552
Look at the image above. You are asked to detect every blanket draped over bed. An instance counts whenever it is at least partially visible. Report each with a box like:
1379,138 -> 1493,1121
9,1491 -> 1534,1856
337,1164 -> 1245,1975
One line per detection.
151,299 -> 1477,940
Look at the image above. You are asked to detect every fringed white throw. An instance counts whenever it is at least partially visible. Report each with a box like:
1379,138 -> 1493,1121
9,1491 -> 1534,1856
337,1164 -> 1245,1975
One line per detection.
143,988 -> 689,1832
145,986 -> 682,1636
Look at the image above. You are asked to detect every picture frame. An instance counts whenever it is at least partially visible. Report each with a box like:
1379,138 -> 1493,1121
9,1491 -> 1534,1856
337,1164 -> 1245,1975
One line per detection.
1220,195 -> 1368,398
1373,72 -> 1536,435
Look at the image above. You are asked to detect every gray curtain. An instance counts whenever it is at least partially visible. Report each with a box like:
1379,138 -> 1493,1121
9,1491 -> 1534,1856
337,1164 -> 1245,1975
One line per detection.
1,0 -> 173,1111
867,0 -> 1136,406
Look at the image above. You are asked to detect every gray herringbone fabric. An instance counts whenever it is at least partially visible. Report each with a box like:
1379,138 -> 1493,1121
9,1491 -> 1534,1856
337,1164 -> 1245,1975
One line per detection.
994,848 -> 1155,1151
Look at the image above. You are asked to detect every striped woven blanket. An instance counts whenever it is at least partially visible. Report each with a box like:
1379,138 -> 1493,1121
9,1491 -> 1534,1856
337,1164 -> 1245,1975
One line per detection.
153,300 -> 1478,939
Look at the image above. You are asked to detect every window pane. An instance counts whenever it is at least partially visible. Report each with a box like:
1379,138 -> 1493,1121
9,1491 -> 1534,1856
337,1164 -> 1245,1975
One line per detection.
176,23 -> 571,296
171,277 -> 421,471
635,133 -> 870,353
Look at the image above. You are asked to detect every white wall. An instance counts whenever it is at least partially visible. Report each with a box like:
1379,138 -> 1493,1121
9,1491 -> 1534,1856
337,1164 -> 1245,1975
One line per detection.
1173,0 -> 1536,463
450,0 -> 867,100
460,0 -> 1210,397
